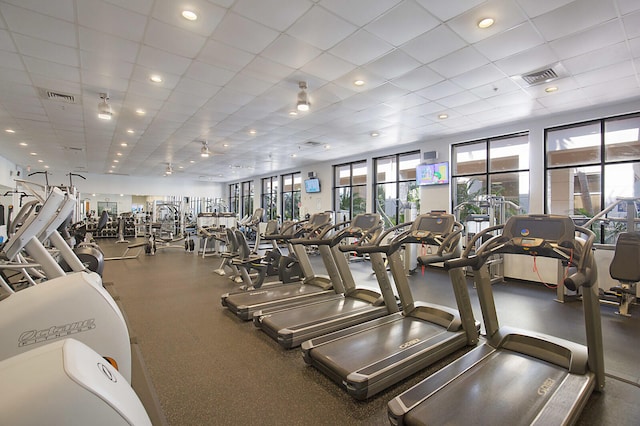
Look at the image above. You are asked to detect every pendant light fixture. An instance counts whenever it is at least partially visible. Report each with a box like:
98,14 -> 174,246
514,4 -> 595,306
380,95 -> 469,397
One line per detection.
296,81 -> 310,112
200,141 -> 210,158
97,93 -> 112,120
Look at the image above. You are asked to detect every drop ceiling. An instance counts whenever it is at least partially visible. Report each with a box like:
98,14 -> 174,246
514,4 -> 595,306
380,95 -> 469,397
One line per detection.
0,0 -> 639,183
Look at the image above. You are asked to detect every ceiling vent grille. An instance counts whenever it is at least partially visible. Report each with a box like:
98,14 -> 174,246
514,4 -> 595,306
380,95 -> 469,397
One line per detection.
304,141 -> 323,147
38,88 -> 78,104
521,68 -> 558,86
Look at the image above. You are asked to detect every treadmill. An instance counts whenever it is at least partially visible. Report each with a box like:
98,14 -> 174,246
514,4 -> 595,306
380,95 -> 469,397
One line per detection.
221,212 -> 340,320
388,214 -> 605,425
302,212 -> 479,400
253,213 -> 400,349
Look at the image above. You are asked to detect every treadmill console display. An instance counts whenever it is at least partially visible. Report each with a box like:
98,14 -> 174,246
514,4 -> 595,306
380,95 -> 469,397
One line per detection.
413,215 -> 454,235
352,214 -> 380,230
310,213 -> 331,227
503,216 -> 574,243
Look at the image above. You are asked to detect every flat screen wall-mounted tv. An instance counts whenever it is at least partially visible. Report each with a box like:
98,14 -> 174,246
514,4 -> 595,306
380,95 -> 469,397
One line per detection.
304,178 -> 321,193
416,162 -> 449,186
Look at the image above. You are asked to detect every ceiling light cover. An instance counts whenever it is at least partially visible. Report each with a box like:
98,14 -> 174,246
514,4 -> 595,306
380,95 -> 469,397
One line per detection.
182,10 -> 197,21
97,93 -> 112,120
478,18 -> 494,28
201,142 -> 210,158
297,81 -> 310,112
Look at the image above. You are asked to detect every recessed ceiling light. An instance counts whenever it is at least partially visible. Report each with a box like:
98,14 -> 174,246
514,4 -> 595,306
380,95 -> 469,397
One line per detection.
354,80 -> 365,86
113,159 -> 119,163
127,129 -> 134,134
438,113 -> 449,119
181,10 -> 197,21
150,75 -> 162,83
289,110 -> 298,116
478,18 -> 494,29
178,166 -> 184,169
44,165 -> 49,169
324,144 -> 330,149
5,129 -> 15,133
19,142 -> 28,146
111,165 -> 116,168
370,131 -> 380,137
116,152 -> 123,156
291,154 -> 297,158
545,86 -> 559,93
108,170 -> 113,173
37,159 -> 43,163
249,129 -> 256,135
189,160 -> 195,163
30,152 -> 37,156
120,142 -> 128,147
135,109 -> 146,115
120,194 -> 124,197
223,143 -> 229,147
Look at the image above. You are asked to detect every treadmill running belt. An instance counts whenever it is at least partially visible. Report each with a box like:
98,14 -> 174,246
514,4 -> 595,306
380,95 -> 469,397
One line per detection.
404,350 -> 574,425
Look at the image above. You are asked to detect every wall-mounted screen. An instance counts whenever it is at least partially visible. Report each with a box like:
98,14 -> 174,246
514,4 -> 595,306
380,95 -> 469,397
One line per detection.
304,178 -> 321,193
416,162 -> 449,186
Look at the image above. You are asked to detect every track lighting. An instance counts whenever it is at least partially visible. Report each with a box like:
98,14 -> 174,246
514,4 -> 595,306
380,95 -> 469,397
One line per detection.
296,81 -> 310,112
98,93 -> 112,120
200,141 -> 210,158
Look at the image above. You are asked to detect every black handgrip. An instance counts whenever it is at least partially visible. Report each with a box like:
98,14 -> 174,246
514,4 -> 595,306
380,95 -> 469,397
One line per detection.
564,271 -> 587,291
444,256 -> 479,270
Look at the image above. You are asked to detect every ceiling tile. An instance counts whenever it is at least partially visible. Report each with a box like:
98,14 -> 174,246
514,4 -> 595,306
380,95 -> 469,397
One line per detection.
364,49 -> 421,80
428,46 -> 489,79
225,73 -> 274,97
470,77 -> 522,99
81,69 -> 130,93
300,53 -> 357,82
1,0 -> 75,21
105,0 -> 154,15
243,57 -> 295,84
319,0 -> 401,27
389,65 -> 444,91
80,50 -> 135,80
13,34 -> 79,67
532,0 -> 617,41
437,91 -> 481,108
143,19 -> 207,59
451,64 -> 505,90
365,1 -> 439,47
197,40 -> 255,71
0,3 -> 77,48
415,80 -> 464,101
260,35 -> 322,69
493,44 -> 559,77
77,0 -> 147,42
233,0 -> 312,31
515,0 -> 574,18
0,29 -> 17,52
562,42 -> 630,75
623,11 -> 640,39
78,27 -> 139,64
0,68 -> 32,86
414,0 -> 485,21
401,25 -> 467,64
151,0 -> 226,37
211,12 -> 280,54
184,61 -> 236,86
23,57 -> 80,84
446,0 -> 528,44
474,22 -> 544,61
549,21 -> 625,60
137,46 -> 193,76
618,0 -> 640,14
287,5 -> 357,50
630,37 -> 640,58
329,30 -> 394,66
573,61 -> 636,88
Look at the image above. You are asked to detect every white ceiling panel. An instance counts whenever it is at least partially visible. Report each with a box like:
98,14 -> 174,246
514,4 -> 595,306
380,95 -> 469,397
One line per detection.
365,1 -> 439,47
401,25 -> 467,64
0,3 -> 77,48
0,0 -> 638,182
532,0 -> 617,41
77,0 -> 147,42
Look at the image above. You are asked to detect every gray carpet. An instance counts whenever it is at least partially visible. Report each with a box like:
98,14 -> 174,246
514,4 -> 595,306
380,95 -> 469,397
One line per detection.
100,239 -> 640,426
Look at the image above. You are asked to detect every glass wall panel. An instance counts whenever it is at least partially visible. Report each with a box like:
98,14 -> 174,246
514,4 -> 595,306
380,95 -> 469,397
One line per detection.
546,122 -> 601,167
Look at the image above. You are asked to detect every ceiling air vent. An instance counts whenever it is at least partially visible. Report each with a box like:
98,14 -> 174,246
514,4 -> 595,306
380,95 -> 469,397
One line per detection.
38,88 -> 78,104
304,141 -> 323,147
521,68 -> 558,86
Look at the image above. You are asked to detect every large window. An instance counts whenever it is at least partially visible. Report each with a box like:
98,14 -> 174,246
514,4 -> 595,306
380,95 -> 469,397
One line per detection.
261,176 -> 278,220
333,160 -> 367,222
545,113 -> 640,242
228,183 -> 240,214
241,180 -> 254,217
452,133 -> 530,225
281,172 -> 301,221
374,151 -> 421,227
